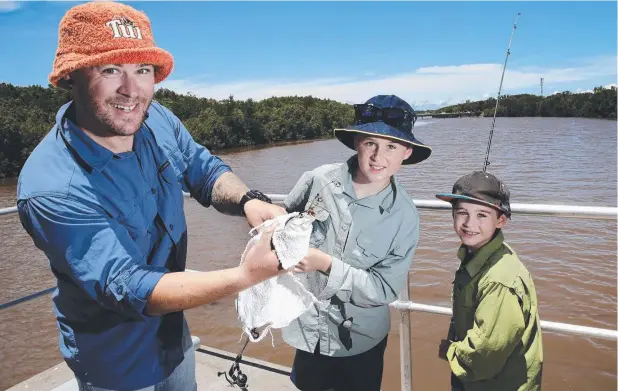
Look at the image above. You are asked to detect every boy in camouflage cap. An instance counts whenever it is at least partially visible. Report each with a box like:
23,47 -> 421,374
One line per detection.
436,171 -> 543,391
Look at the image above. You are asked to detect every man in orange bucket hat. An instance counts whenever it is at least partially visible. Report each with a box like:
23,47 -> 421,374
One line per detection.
17,2 -> 286,390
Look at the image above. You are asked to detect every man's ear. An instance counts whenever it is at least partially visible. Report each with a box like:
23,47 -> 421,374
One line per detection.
496,213 -> 507,228
57,74 -> 73,90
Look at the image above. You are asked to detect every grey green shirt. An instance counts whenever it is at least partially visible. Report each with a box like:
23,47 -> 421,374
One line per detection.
281,157 -> 419,357
447,230 -> 543,391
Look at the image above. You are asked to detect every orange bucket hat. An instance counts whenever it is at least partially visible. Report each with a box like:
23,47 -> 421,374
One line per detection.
49,1 -> 174,87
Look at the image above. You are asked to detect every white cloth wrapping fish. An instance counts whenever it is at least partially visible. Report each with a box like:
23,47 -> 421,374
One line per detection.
236,212 -> 320,342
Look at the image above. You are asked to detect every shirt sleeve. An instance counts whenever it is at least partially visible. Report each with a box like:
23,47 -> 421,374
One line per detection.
283,170 -> 315,213
159,104 -> 232,207
317,213 -> 420,307
17,196 -> 168,320
446,281 -> 526,382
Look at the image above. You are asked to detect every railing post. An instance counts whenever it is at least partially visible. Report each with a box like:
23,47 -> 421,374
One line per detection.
398,273 -> 412,391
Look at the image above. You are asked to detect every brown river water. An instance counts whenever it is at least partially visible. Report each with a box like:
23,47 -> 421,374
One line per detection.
0,117 -> 616,391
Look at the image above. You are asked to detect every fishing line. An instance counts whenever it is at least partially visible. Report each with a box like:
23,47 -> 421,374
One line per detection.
482,12 -> 521,172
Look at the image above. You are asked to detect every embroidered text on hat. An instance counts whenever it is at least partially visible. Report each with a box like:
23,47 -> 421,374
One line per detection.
106,17 -> 144,40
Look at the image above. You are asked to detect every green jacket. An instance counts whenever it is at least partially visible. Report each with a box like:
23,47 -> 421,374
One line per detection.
447,230 -> 543,391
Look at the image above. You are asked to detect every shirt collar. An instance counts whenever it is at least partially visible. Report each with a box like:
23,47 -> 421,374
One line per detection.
457,230 -> 505,278
338,155 -> 397,213
56,101 -> 147,172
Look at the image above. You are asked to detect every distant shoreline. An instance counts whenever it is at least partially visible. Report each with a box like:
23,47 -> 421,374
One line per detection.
1,82 -> 615,178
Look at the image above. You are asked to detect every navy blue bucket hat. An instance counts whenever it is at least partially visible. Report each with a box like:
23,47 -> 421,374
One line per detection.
334,95 -> 432,165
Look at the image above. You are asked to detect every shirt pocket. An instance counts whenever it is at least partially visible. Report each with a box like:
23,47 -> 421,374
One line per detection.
163,146 -> 189,184
348,232 -> 391,269
157,147 -> 188,225
118,193 -> 157,260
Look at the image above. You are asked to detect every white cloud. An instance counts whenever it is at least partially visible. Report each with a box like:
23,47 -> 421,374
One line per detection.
0,1 -> 20,13
158,55 -> 617,109
558,83 -> 617,95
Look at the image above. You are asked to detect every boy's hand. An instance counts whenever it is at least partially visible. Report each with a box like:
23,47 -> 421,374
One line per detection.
438,339 -> 452,361
294,248 -> 332,273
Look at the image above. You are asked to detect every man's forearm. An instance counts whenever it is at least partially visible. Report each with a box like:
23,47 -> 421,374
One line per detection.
210,171 -> 249,215
145,267 -> 253,316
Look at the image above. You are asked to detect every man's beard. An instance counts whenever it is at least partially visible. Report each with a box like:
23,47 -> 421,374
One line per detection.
92,97 -> 152,137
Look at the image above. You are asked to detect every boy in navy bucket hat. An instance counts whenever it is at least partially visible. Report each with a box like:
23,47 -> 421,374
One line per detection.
436,171 -> 543,391
281,95 -> 429,391
335,94 -> 432,165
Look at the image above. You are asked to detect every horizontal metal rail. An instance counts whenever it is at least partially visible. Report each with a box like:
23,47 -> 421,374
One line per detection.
186,269 -> 616,341
0,206 -> 17,216
4,280 -> 615,341
2,193 -> 616,219
261,194 -> 618,219
389,300 -> 618,341
0,287 -> 55,310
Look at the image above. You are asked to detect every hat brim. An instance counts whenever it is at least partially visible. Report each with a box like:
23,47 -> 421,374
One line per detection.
49,46 -> 174,87
334,122 -> 432,165
435,193 -> 507,213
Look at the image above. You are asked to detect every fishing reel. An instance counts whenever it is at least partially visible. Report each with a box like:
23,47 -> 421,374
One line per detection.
217,328 -> 260,390
218,358 -> 249,390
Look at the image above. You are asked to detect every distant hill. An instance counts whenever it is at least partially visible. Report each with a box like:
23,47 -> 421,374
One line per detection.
417,86 -> 616,119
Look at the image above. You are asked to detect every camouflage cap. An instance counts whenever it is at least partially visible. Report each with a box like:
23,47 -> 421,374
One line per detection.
436,171 -> 511,218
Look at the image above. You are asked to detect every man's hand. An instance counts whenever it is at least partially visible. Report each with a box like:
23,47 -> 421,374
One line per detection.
294,248 -> 332,273
240,224 -> 282,284
244,199 -> 286,228
146,224 -> 282,316
438,339 -> 452,361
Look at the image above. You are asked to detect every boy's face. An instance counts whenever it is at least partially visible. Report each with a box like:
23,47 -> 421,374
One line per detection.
453,200 -> 506,251
354,135 -> 412,185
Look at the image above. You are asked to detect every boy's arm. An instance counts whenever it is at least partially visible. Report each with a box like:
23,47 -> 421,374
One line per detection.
283,171 -> 314,212
316,217 -> 419,307
446,281 -> 526,382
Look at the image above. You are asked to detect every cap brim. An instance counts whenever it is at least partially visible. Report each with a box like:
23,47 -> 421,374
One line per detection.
334,122 -> 432,165
49,47 -> 174,87
435,193 -> 506,212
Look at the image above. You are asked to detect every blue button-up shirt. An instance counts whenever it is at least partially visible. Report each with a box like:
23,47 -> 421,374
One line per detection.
16,101 -> 231,390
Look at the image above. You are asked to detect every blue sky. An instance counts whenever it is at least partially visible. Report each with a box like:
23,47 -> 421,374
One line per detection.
1,1 -> 616,109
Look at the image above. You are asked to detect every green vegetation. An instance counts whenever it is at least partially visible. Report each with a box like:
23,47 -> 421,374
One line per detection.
1,82 -> 615,178
0,83 -> 353,178
421,86 -> 617,119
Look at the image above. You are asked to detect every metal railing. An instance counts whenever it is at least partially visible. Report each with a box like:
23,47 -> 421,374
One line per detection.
0,206 -> 17,216
388,300 -> 618,341
2,193 -> 617,219
1,193 -> 617,391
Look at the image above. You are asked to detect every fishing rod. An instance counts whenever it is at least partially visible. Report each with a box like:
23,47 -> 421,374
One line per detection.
482,12 -> 521,172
